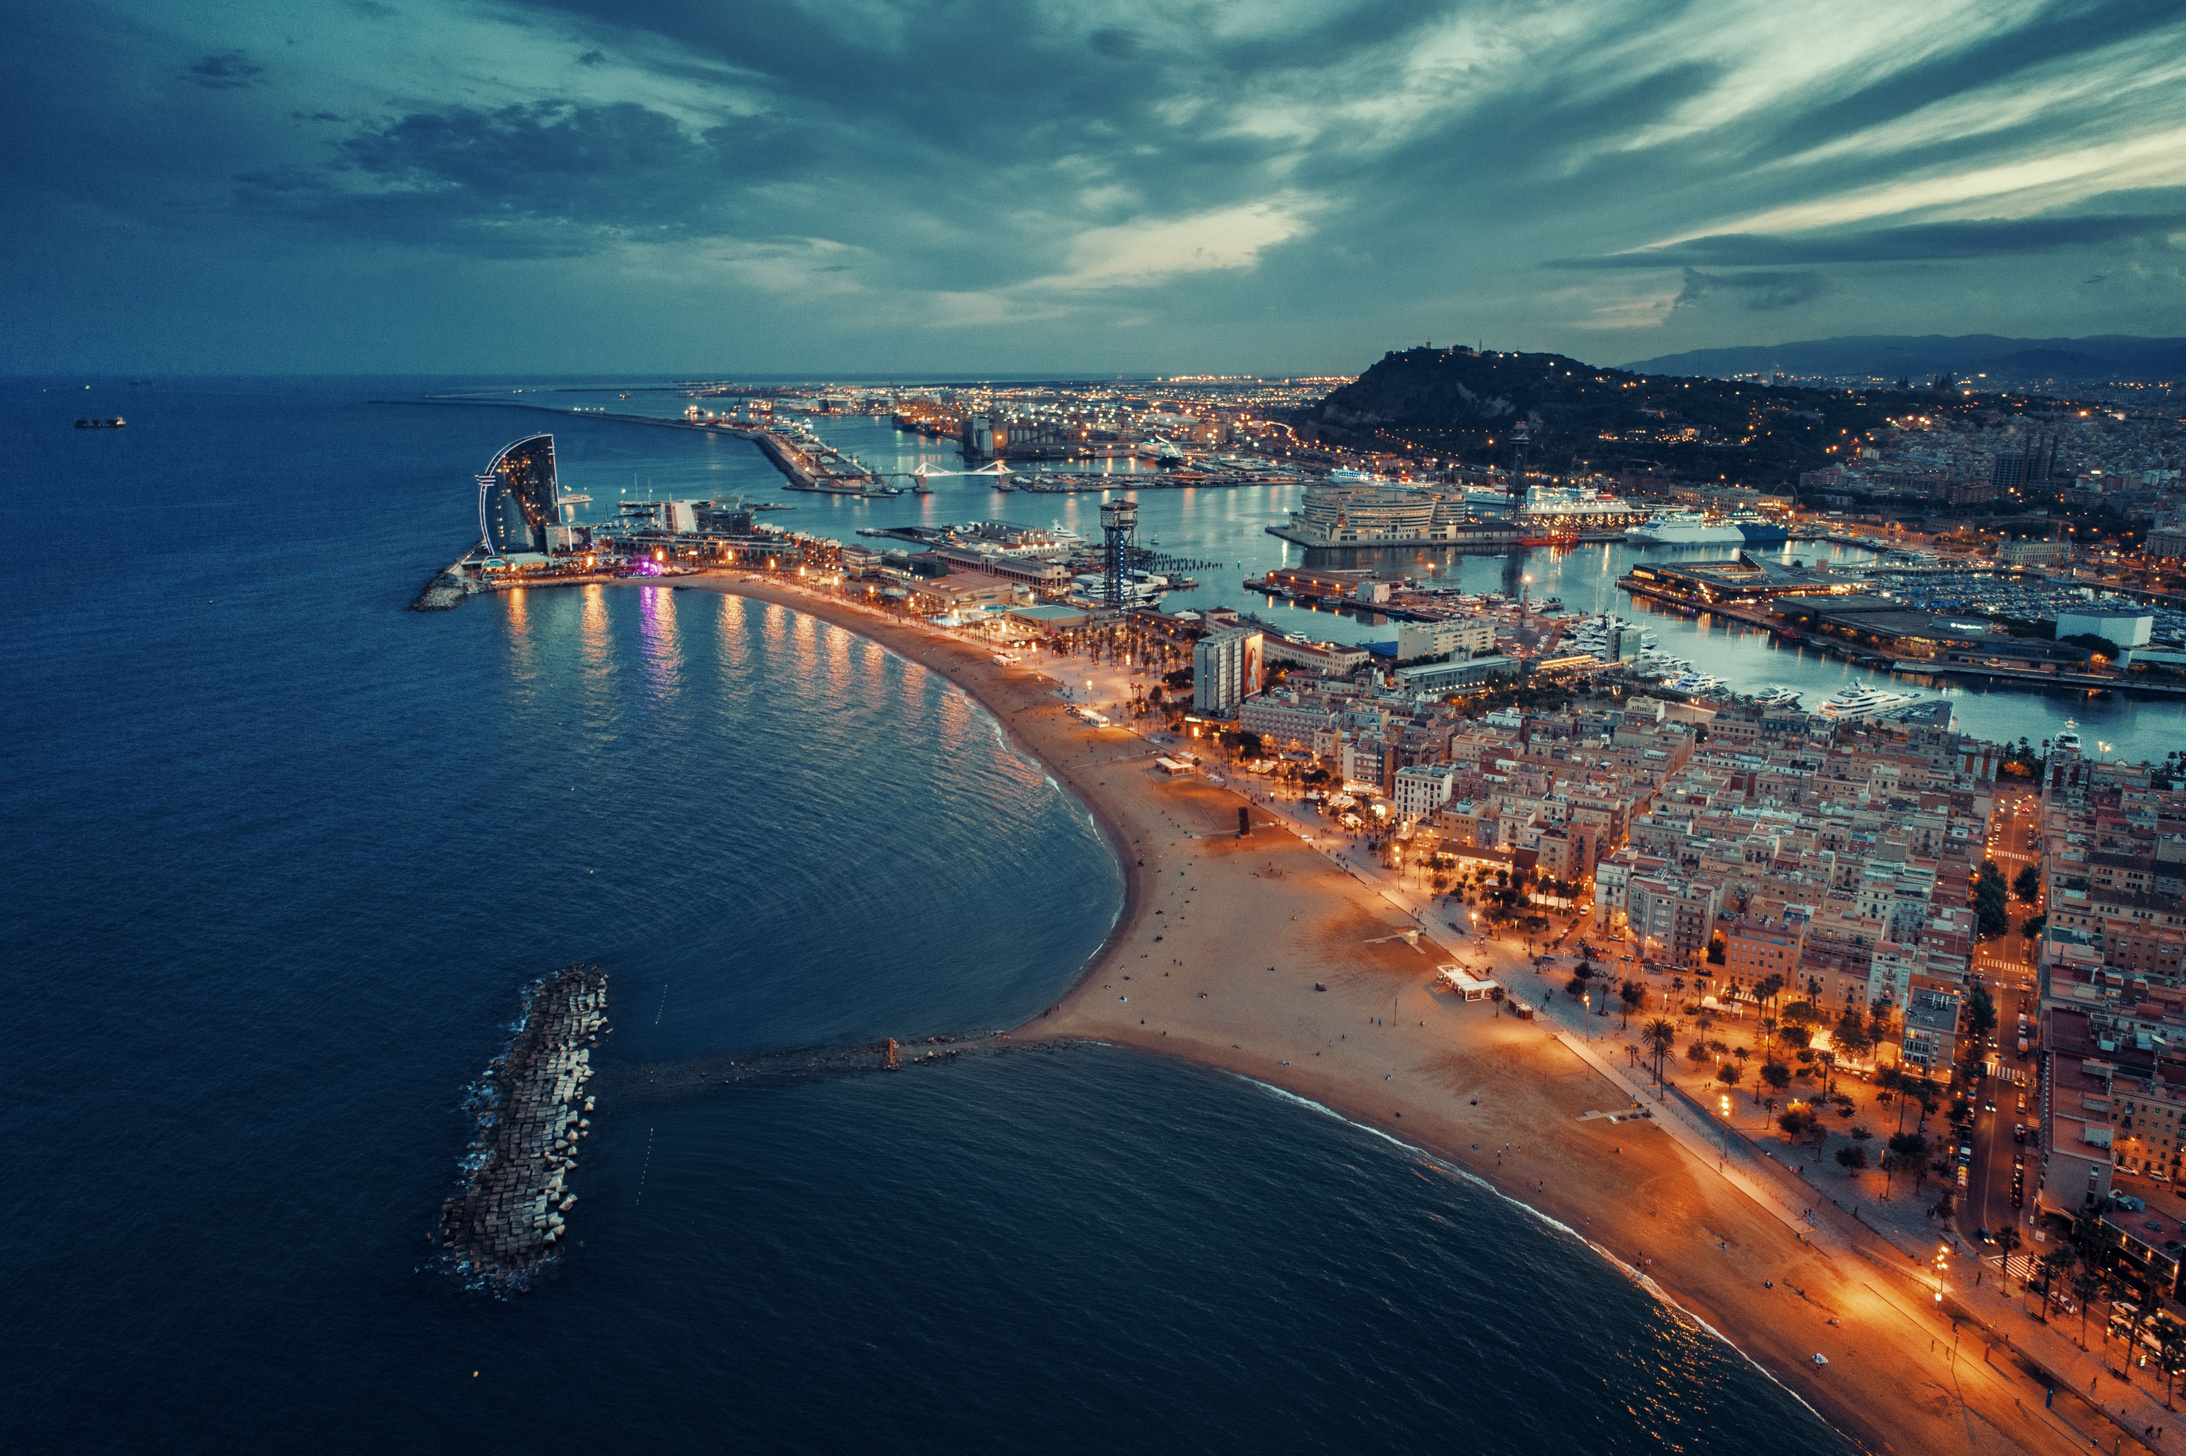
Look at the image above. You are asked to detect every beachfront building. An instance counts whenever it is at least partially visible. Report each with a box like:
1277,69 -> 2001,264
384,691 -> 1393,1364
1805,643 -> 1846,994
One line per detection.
477,434 -> 562,557
1193,628 -> 1264,717
1237,690 -> 1338,749
1393,763 -> 1457,824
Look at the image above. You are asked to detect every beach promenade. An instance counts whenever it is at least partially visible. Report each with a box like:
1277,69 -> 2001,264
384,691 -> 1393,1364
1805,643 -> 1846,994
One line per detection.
661,568 -> 2137,1456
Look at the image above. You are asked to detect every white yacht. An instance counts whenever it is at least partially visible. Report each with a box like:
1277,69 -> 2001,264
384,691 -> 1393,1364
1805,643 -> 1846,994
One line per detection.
1815,680 -> 1919,720
1752,685 -> 1803,708
2052,719 -> 2083,755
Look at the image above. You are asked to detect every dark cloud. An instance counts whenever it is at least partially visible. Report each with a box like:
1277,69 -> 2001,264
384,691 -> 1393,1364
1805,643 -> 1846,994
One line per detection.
185,52 -> 263,89
236,100 -> 815,255
1671,268 -> 1835,312
577,50 -> 606,66
1088,28 -> 1136,59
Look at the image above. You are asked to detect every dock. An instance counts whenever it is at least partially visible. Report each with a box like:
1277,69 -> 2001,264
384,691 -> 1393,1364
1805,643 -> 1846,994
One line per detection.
438,964 -> 608,1293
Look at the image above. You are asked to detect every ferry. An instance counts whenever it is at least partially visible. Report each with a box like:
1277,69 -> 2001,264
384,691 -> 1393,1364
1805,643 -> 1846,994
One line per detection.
1625,511 -> 1744,545
1728,510 -> 1789,545
1815,680 -> 1919,721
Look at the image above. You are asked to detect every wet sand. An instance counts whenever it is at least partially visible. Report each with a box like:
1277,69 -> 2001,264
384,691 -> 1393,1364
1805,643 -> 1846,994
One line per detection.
667,570 -> 2096,1456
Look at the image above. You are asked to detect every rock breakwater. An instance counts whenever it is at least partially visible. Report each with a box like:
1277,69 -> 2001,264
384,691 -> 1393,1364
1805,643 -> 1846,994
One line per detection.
408,567 -> 472,612
598,1031 -> 1081,1107
438,964 -> 608,1292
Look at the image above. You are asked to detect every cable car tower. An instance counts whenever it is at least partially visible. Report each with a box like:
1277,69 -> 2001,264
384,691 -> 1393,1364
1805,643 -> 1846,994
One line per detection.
1100,498 -> 1139,612
1508,419 -> 1531,517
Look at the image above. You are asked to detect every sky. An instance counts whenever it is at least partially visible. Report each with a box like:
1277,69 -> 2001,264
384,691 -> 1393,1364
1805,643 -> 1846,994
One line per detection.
6,0 -> 2186,376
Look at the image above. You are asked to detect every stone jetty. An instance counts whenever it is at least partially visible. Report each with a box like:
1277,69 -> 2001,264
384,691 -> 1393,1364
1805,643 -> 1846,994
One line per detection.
439,964 -> 608,1292
598,1031 -> 1079,1107
408,566 -> 473,612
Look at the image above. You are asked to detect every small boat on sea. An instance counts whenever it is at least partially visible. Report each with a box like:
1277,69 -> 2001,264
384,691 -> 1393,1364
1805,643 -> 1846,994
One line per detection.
75,417 -> 126,429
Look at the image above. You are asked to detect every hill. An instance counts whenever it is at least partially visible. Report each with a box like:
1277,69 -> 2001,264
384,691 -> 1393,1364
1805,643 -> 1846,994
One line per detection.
1619,333 -> 2186,385
1307,345 -> 2015,486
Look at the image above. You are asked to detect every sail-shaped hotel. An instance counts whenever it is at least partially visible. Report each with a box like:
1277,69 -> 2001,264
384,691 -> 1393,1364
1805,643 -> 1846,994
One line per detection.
476,434 -> 561,558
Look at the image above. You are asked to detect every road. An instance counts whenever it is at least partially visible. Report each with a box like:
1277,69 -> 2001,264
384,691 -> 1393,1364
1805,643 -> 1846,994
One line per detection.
1960,784 -> 2043,1250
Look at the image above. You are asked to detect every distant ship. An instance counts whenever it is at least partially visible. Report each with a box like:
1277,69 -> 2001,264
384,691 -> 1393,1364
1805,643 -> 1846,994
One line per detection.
1815,680 -> 1919,721
1624,511 -> 1744,544
74,417 -> 126,429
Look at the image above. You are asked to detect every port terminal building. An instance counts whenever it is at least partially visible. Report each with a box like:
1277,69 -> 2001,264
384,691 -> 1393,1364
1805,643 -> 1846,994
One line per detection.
1624,554 -> 1845,605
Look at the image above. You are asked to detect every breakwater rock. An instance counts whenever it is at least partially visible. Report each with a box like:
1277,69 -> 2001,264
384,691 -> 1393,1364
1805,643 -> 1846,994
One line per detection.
438,964 -> 608,1293
408,568 -> 472,612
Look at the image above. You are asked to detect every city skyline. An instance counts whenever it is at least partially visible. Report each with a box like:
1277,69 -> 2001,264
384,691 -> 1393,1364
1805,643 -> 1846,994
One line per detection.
6,0 -> 2186,375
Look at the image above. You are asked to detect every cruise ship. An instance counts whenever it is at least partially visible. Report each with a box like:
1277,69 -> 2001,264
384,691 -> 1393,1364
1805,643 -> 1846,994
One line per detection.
1815,680 -> 1920,721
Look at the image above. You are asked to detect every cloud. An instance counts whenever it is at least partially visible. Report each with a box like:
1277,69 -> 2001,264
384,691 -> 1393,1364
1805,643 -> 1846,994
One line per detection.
1556,203 -> 2186,268
13,0 -> 2186,372
185,52 -> 263,89
1040,195 -> 1317,291
1670,268 -> 1835,312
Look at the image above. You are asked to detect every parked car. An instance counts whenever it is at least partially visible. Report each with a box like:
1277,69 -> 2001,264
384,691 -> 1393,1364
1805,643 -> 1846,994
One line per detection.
2014,1123 -> 2027,1143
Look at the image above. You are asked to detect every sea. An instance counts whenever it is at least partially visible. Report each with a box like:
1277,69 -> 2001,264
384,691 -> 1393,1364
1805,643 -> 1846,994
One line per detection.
6,374 -> 1877,1453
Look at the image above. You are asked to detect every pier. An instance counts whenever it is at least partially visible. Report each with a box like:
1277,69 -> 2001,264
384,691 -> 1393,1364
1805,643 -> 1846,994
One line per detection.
438,964 -> 608,1292
378,397 -> 891,497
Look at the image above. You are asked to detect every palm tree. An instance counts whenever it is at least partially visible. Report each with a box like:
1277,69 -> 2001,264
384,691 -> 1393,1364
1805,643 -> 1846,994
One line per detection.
1995,1224 -> 2023,1291
1876,1066 -> 1908,1131
1645,1018 -> 1677,1087
2071,1268 -> 2104,1348
2038,1247 -> 2078,1323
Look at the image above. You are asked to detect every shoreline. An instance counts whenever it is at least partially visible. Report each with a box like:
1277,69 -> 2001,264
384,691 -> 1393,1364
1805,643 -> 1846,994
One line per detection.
641,569 -> 2097,1456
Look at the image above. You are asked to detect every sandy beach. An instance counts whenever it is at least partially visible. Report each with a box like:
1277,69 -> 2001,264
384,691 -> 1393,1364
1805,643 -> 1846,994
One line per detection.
665,569 -> 2119,1456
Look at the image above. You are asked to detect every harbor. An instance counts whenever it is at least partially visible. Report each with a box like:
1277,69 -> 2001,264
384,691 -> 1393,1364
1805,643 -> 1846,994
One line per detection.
438,964 -> 609,1293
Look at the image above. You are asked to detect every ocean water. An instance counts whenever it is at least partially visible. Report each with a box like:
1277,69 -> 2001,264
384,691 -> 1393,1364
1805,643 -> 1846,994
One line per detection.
5,377 -> 1849,1453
